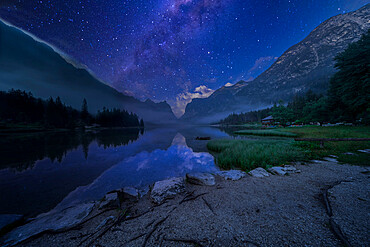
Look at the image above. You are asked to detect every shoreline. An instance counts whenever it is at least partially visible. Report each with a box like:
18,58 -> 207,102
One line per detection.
2,158 -> 369,246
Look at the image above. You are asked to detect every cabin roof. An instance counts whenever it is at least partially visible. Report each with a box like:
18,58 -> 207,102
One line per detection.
262,115 -> 274,121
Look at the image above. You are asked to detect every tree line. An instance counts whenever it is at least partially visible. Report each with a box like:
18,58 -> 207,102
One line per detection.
0,90 -> 144,129
220,29 -> 369,126
218,108 -> 271,125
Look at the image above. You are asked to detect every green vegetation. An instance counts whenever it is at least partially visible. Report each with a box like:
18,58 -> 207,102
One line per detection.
208,126 -> 370,170
327,29 -> 370,124
0,89 -> 144,130
284,126 -> 370,138
270,90 -> 328,125
207,138 -> 304,170
218,108 -> 271,125
235,129 -> 297,137
286,126 -> 370,166
271,30 -> 370,125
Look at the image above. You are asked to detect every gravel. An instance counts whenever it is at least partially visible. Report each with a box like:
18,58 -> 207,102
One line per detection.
13,161 -> 369,247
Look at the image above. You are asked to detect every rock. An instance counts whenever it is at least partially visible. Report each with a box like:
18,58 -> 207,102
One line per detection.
138,186 -> 150,198
268,167 -> 287,176
358,149 -> 370,154
360,167 -> 370,174
0,214 -> 23,233
268,165 -> 300,176
216,170 -> 246,181
186,173 -> 216,186
328,154 -> 339,158
96,216 -> 116,231
328,178 -> 370,246
343,152 -> 357,156
248,168 -> 270,178
151,177 -> 185,204
283,165 -> 301,173
121,187 -> 139,198
323,157 -> 338,163
3,203 -> 94,246
99,192 -> 120,209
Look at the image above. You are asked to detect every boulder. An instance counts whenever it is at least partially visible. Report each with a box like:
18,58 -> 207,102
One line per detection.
216,170 -> 246,181
268,165 -> 300,176
151,177 -> 185,204
268,167 -> 287,176
0,214 -> 23,233
248,168 -> 270,178
3,203 -> 94,246
99,192 -> 120,209
186,173 -> 216,186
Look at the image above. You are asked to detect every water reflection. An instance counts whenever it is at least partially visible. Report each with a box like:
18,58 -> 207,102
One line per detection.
0,127 -> 228,217
55,133 -> 217,209
0,129 -> 141,171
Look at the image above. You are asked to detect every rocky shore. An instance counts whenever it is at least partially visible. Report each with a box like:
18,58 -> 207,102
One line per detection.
1,158 -> 369,247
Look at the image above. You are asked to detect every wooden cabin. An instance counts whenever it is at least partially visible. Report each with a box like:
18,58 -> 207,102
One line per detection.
261,115 -> 274,125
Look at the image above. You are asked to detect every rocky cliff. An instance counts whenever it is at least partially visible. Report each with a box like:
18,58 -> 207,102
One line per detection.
182,4 -> 370,123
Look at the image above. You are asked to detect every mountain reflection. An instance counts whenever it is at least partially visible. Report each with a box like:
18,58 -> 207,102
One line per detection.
55,133 -> 218,209
0,129 -> 140,171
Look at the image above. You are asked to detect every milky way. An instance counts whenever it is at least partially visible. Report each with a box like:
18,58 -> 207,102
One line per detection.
0,0 -> 367,116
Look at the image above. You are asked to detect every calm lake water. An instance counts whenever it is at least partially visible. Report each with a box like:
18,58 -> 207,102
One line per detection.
0,126 -> 240,217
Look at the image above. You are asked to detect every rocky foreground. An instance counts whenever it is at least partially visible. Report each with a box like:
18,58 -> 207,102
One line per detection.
1,159 -> 369,247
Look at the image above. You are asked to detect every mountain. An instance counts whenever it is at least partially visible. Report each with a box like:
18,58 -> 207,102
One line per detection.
182,4 -> 370,123
0,20 -> 177,124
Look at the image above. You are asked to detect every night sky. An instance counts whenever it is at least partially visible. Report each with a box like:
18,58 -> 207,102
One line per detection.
0,0 -> 368,116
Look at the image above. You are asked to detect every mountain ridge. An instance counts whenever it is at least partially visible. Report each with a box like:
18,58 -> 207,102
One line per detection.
0,19 -> 177,124
182,4 -> 370,123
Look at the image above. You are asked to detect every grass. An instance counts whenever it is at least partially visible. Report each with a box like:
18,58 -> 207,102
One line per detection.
207,138 -> 304,170
208,126 -> 370,170
234,129 -> 297,137
284,125 -> 370,138
286,126 -> 370,166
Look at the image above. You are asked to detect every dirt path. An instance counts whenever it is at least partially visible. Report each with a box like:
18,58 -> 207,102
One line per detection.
17,160 -> 369,247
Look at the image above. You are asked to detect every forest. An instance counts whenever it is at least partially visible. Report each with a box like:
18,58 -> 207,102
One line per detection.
0,90 -> 144,129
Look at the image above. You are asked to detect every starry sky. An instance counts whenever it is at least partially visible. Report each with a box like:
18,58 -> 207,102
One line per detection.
0,0 -> 368,116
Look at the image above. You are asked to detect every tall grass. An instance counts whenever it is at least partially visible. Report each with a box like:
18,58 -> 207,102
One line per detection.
211,126 -> 370,169
207,139 -> 304,171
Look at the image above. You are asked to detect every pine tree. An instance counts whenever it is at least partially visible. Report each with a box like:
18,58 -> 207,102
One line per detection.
328,30 -> 370,122
81,98 -> 89,124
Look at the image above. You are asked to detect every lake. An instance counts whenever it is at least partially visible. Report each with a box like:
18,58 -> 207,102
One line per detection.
0,126 -> 241,217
